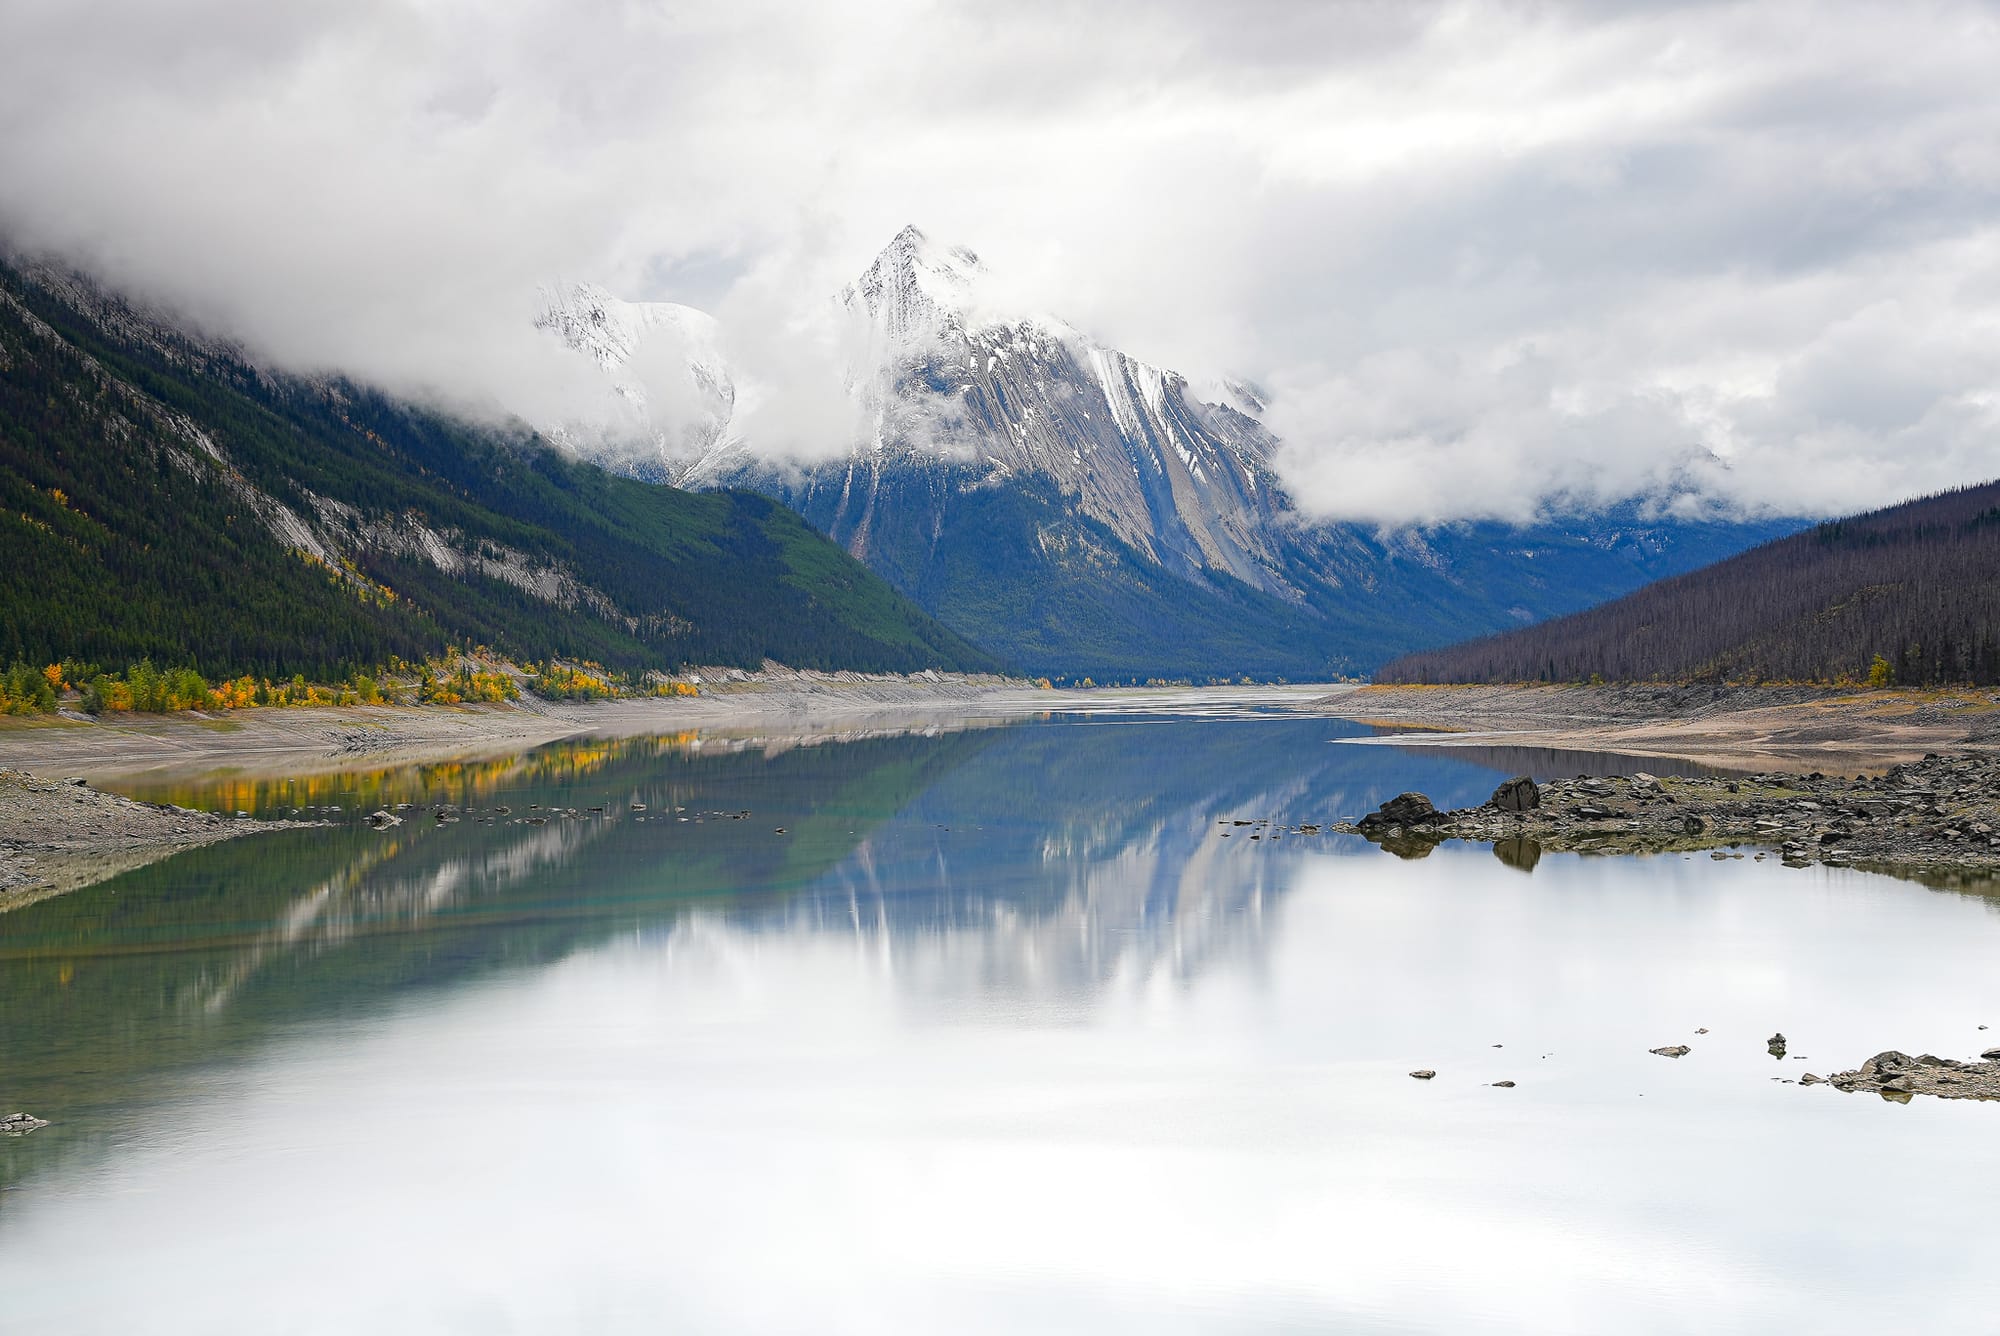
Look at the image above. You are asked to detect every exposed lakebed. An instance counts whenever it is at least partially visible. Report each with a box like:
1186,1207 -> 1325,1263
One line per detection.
3,706 -> 1998,1332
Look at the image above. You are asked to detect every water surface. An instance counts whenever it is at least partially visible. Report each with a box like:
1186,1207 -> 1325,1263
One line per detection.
3,707 -> 1996,1332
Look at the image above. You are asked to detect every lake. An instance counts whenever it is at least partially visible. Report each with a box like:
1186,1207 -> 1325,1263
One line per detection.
3,700 -> 1998,1333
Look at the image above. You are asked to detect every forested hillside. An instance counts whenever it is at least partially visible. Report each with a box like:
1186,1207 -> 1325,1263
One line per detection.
0,259 -> 1000,680
1377,481 -> 2000,687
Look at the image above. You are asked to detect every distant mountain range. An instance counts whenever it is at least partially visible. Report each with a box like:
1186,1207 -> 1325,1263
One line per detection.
538,225 -> 1803,679
1377,480 -> 2000,686
0,258 -> 998,679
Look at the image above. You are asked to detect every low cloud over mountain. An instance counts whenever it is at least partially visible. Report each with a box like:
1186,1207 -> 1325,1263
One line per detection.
4,0 -> 1997,524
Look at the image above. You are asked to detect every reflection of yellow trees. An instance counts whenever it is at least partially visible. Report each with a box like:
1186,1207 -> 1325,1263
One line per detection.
130,733 -> 710,814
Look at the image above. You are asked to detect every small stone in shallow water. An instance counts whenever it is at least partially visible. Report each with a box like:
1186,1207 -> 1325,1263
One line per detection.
1650,1045 -> 1691,1058
1491,1081 -> 1516,1088
1409,1070 -> 1436,1080
1,1112 -> 49,1135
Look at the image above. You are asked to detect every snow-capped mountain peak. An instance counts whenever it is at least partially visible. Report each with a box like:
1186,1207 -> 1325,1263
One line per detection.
533,226 -> 1292,586
845,224 -> 987,345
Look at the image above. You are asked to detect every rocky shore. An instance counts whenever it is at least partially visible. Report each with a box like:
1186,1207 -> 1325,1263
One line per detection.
0,768 -> 312,910
1334,750 -> 2000,877
1809,1049 -> 2000,1102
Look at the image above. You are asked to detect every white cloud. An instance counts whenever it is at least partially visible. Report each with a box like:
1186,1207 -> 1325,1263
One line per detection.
2,0 -> 1998,523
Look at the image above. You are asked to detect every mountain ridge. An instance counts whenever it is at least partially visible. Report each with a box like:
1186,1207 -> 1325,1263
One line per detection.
535,225 -> 1804,678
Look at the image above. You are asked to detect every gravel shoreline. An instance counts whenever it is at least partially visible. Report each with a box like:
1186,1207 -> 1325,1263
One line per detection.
0,670 -> 1057,783
1320,682 -> 2000,771
0,769 -> 314,910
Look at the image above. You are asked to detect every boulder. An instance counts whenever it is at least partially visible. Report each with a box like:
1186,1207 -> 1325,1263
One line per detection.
1409,1070 -> 1436,1080
1650,1045 -> 1691,1058
1982,1047 -> 2000,1061
1,1112 -> 49,1135
1858,1050 -> 1913,1082
366,810 -> 402,829
1489,776 -> 1540,812
1359,792 -> 1437,829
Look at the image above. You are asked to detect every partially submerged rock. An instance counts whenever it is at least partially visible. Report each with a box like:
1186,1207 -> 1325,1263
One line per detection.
1650,1045 -> 1691,1058
2,1111 -> 49,1135
1358,792 -> 1438,830
1820,1049 -> 2000,1101
1409,1069 -> 1436,1080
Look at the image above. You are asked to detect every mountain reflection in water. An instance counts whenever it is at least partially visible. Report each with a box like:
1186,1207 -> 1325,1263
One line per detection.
7,710 -> 2000,1334
0,715 -> 1535,1159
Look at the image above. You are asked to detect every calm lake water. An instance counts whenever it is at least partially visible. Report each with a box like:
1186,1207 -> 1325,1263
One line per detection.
3,702 -> 1998,1332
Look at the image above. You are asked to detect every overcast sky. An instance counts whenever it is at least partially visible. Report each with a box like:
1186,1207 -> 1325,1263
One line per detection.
4,0 -> 1999,524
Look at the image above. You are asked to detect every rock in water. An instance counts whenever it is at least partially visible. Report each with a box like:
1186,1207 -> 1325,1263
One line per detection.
1,1112 -> 49,1135
1360,792 -> 1437,829
1768,1032 -> 1787,1058
1409,1070 -> 1436,1080
1650,1045 -> 1692,1058
366,809 -> 403,829
1490,776 -> 1540,812
1982,1047 -> 2000,1061
1491,1080 -> 1516,1088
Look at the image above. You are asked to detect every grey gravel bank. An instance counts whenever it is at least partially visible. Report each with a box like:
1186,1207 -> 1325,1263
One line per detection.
0,768 -> 313,910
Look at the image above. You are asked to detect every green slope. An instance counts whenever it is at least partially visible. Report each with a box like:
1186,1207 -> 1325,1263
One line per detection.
0,261 -> 1002,679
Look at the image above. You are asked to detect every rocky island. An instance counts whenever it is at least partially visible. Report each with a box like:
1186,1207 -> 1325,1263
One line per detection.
1336,750 -> 2000,880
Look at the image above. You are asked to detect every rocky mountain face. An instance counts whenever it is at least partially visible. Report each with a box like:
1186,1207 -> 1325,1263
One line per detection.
537,226 -> 1800,679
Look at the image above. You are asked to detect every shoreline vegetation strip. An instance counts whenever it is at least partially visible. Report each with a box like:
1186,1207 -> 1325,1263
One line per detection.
0,651 -> 702,717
